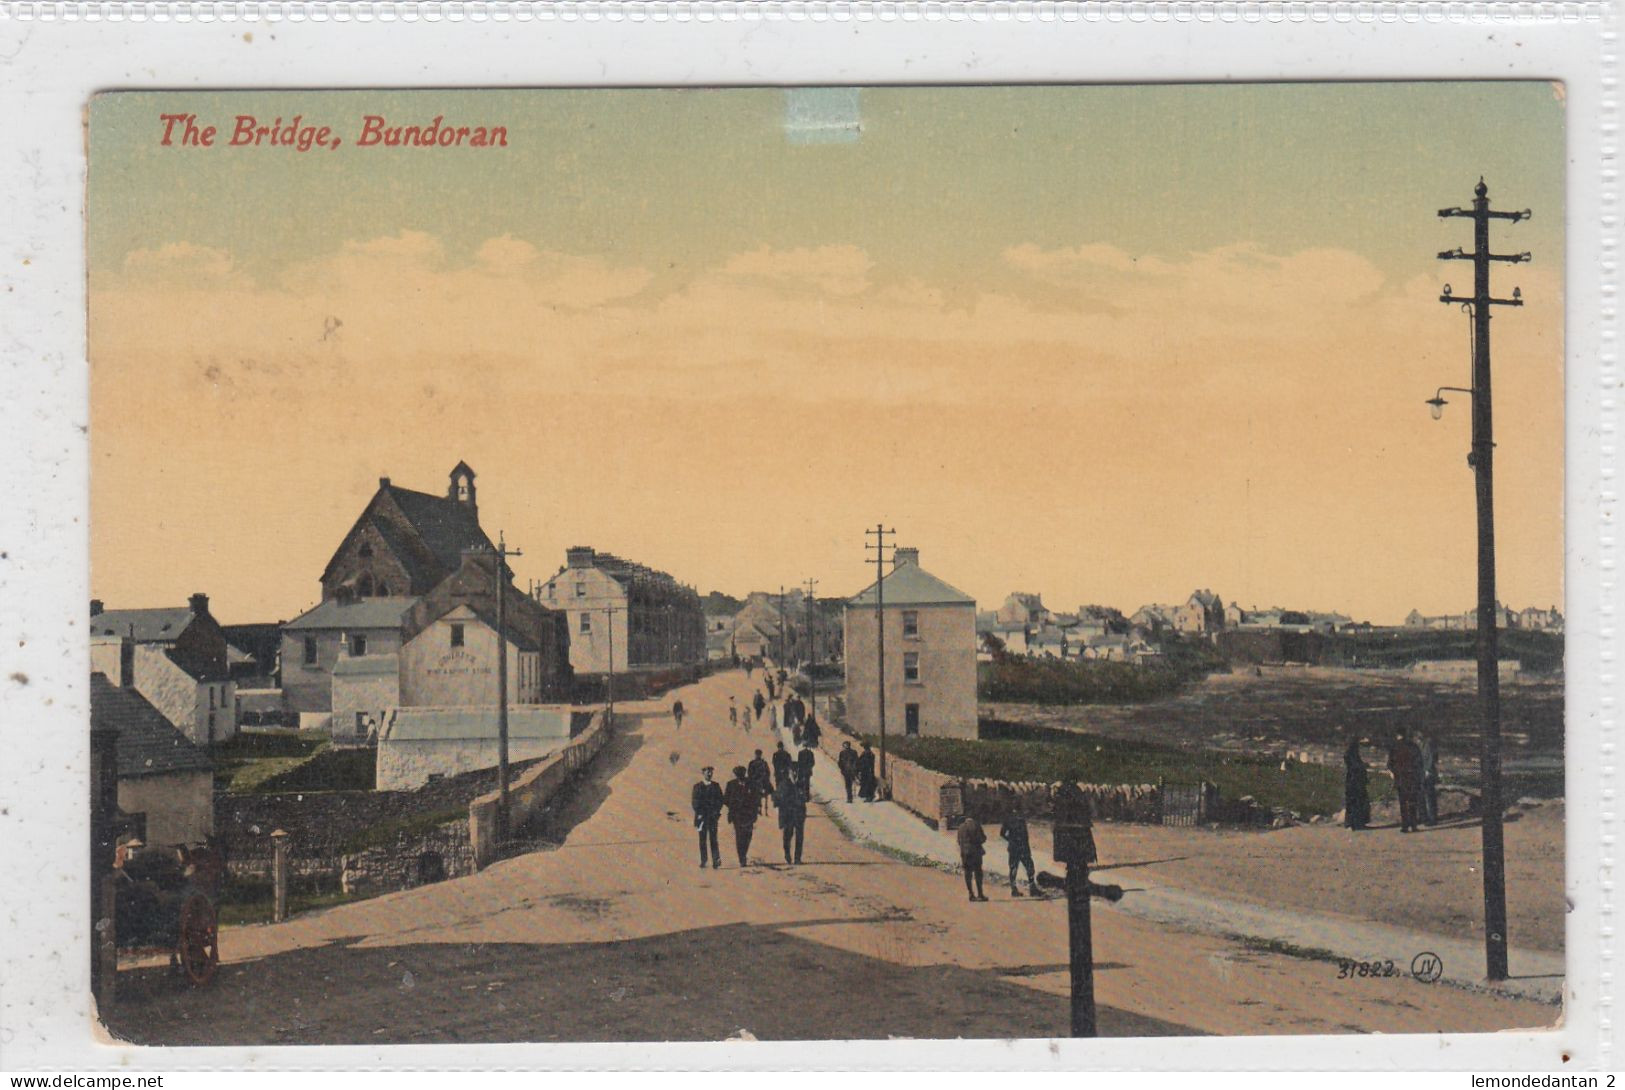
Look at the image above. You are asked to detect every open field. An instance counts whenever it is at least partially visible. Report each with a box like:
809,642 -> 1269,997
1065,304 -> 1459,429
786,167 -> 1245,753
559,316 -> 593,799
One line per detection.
984,665 -> 1565,800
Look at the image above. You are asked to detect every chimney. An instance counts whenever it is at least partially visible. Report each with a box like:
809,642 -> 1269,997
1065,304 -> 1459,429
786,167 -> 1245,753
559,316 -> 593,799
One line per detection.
379,476 -> 391,489
90,599 -> 103,617
188,592 -> 209,616
893,547 -> 919,569
566,546 -> 596,569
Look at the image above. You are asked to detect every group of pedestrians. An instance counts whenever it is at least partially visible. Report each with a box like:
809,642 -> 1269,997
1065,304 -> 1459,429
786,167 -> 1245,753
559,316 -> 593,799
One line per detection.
692,742 -> 820,868
1343,730 -> 1441,833
954,808 -> 1045,902
834,740 -> 879,802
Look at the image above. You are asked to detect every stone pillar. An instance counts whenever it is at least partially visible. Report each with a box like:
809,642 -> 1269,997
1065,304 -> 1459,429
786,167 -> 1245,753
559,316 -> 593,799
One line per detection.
271,829 -> 290,923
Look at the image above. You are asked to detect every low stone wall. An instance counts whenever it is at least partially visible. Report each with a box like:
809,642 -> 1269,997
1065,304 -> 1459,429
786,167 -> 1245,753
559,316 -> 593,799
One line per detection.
340,821 -> 476,896
469,709 -> 610,868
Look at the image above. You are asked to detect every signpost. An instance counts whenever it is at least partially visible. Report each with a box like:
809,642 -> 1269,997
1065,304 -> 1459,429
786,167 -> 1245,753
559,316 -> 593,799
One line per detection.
1051,783 -> 1123,1038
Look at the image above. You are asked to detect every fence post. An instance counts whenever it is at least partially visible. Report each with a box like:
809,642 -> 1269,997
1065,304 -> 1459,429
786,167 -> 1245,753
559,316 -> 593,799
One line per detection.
271,828 -> 290,923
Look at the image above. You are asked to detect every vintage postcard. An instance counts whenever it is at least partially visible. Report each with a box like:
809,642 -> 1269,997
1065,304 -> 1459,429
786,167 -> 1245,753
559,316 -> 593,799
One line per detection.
71,79 -> 1574,1053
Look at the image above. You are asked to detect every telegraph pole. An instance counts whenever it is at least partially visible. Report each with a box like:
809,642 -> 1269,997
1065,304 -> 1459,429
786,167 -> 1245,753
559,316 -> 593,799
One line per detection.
803,577 -> 819,668
1436,178 -> 1529,982
603,605 -> 625,727
778,585 -> 788,666
491,532 -> 523,843
864,525 -> 895,780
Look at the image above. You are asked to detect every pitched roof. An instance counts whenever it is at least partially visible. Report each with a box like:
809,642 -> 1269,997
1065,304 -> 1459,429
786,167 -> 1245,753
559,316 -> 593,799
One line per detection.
90,673 -> 214,778
382,485 -> 494,576
89,608 -> 196,642
332,653 -> 400,677
402,552 -> 564,654
284,596 -> 418,631
847,564 -> 975,608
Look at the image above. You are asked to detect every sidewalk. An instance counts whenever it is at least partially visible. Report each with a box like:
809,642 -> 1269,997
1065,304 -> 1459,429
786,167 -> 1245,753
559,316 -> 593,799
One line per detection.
774,721 -> 1563,1006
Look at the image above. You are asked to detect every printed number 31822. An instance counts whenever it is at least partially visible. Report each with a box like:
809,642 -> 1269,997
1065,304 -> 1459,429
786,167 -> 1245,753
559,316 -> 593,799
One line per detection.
1336,959 -> 1398,979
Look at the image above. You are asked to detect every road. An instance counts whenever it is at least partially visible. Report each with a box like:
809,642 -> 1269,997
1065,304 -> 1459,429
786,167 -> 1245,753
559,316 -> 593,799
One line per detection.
104,668 -> 1558,1044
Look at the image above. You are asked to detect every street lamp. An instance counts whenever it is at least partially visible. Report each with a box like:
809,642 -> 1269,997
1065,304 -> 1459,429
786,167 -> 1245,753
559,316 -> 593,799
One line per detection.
1426,386 -> 1476,422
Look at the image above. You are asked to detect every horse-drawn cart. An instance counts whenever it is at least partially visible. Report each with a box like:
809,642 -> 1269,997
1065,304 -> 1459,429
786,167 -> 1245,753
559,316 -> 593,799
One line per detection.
112,843 -> 223,986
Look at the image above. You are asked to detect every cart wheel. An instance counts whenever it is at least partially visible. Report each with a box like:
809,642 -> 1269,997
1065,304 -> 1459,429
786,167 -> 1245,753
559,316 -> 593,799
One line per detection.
176,894 -> 218,987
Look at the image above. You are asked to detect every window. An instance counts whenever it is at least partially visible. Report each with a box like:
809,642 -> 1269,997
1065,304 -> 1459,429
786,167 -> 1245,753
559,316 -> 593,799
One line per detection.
902,610 -> 919,638
349,634 -> 367,657
303,636 -> 317,666
358,574 -> 374,597
905,703 -> 920,736
208,687 -> 215,710
547,582 -> 556,599
450,623 -> 465,648
579,613 -> 592,634
575,581 -> 587,599
903,652 -> 921,683
358,543 -> 373,559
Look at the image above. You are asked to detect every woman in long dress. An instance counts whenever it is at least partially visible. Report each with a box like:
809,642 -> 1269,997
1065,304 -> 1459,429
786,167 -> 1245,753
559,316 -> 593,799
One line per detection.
1343,737 -> 1371,830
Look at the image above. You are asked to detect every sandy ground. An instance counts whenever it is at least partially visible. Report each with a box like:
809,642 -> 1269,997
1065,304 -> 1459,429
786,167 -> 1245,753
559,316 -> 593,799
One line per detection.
104,669 -> 1560,1044
1070,802 -> 1566,955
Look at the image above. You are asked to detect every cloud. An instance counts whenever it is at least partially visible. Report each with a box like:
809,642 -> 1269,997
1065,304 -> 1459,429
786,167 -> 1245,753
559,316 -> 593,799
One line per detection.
720,244 -> 874,296
121,242 -> 242,285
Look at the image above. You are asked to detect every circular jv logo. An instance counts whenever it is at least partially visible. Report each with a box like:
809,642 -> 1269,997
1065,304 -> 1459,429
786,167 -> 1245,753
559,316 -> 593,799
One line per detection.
1410,952 -> 1443,983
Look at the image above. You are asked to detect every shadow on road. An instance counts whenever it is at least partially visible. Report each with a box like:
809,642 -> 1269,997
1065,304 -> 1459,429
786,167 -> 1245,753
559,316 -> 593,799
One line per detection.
508,720 -> 650,853
102,922 -> 1200,1045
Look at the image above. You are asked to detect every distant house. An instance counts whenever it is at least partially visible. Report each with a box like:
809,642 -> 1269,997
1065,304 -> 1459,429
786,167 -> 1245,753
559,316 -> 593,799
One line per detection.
1130,604 -> 1177,631
1224,602 -> 1245,628
89,594 -> 236,747
90,673 -> 214,846
283,461 -> 500,723
1518,606 -> 1564,633
1173,589 -> 1225,635
399,550 -> 572,707
536,547 -> 705,678
281,597 -> 417,721
995,592 -> 1049,628
844,547 -> 977,740
221,622 -> 284,688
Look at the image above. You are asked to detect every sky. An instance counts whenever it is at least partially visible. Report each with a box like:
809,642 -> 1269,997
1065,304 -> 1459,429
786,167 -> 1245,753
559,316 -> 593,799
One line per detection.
87,84 -> 1566,626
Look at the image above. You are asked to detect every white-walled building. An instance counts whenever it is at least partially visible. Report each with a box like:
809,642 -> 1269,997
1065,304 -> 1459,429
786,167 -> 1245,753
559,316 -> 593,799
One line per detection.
843,547 -> 978,741
89,595 -> 236,747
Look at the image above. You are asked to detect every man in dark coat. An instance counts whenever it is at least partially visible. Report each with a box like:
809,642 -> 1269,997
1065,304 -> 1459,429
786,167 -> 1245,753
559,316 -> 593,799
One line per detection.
753,690 -> 766,722
837,741 -> 859,803
957,816 -> 988,901
722,765 -> 759,867
691,766 -> 725,869
796,745 -> 816,800
776,769 -> 807,864
1388,731 -> 1425,833
748,749 -> 774,817
999,807 -> 1038,897
857,742 -> 878,802
802,715 -> 821,750
771,742 -> 794,794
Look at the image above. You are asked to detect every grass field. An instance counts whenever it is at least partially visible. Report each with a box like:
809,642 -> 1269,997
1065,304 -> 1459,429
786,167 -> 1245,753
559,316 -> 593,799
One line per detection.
870,718 -> 1393,816
216,872 -> 365,926
212,731 -> 326,793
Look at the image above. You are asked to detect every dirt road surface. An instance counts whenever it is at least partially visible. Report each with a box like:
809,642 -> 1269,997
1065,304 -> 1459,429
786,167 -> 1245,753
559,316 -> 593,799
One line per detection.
105,669 -> 1559,1045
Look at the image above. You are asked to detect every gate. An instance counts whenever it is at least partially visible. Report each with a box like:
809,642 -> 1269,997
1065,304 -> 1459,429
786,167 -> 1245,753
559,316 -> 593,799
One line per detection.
1158,779 -> 1207,826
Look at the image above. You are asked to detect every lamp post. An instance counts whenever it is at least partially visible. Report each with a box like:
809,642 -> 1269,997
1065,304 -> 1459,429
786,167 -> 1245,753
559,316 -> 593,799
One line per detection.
1430,178 -> 1529,982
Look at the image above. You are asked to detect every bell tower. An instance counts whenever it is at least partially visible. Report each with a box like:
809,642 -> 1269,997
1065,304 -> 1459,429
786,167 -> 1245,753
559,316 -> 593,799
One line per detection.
448,460 -> 477,518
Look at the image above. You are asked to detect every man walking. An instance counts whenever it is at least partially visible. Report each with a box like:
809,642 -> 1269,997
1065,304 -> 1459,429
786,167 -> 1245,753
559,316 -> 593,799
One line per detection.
776,768 -> 807,865
957,815 -> 988,901
857,741 -> 878,802
837,741 -> 859,803
796,744 -> 816,800
723,765 -> 759,868
729,696 -> 739,728
1387,730 -> 1425,833
999,807 -> 1038,897
748,749 -> 774,817
771,741 -> 794,795
691,766 -> 724,869
1418,732 -> 1440,825
802,714 -> 821,750
671,699 -> 686,730
753,690 -> 766,722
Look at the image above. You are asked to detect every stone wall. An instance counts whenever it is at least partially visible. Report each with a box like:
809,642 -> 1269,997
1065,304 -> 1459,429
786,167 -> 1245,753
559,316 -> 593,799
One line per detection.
340,821 -> 476,896
470,709 -> 610,868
